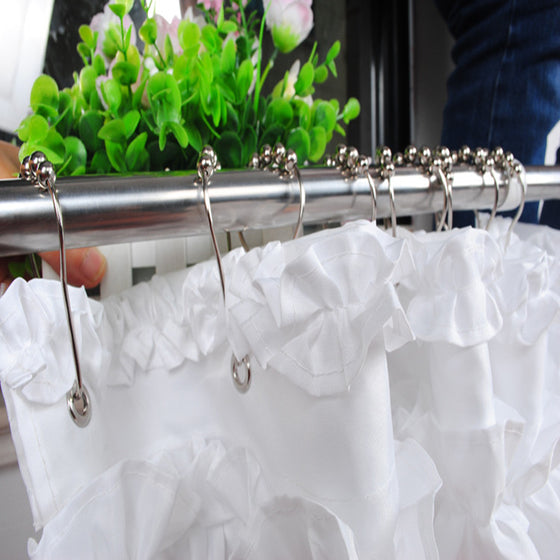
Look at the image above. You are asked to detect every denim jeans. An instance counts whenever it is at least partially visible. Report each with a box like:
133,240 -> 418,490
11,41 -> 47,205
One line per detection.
435,0 -> 560,228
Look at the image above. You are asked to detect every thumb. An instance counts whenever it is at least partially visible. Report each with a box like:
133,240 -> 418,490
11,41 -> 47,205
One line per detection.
39,247 -> 107,289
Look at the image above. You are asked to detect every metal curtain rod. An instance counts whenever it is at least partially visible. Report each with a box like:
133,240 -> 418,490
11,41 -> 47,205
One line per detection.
0,164 -> 559,257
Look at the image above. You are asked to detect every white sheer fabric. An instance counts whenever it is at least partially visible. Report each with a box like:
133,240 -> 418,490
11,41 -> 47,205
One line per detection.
0,219 -> 558,559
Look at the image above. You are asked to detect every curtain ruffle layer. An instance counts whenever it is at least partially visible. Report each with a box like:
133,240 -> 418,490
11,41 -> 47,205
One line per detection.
1,219 -> 558,559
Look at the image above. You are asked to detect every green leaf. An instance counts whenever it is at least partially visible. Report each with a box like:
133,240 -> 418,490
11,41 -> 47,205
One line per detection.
293,99 -> 311,129
79,66 -> 98,101
91,150 -> 112,174
185,122 -> 202,152
112,61 -> 139,86
342,97 -> 361,123
312,100 -> 337,132
98,119 -> 127,144
329,98 -> 340,114
327,60 -> 338,78
236,36 -> 250,60
201,24 -> 220,52
223,101 -> 239,131
109,0 -> 133,18
105,140 -> 126,172
100,78 -> 122,115
220,20 -> 238,34
79,111 -> 104,153
164,35 -> 174,64
93,54 -> 106,76
22,128 -> 66,164
209,87 -> 222,127
294,61 -> 314,96
79,24 -> 96,50
308,126 -> 327,162
178,21 -> 201,51
147,71 -> 182,125
158,121 -> 189,151
314,65 -> 328,84
77,42 -> 91,62
260,125 -> 283,148
167,122 -> 188,147
325,41 -> 341,65
139,18 -> 158,45
101,23 -> 121,59
132,77 -> 148,108
286,127 -> 310,164
17,114 -> 49,143
125,132 -> 149,171
235,59 -> 253,102
220,38 -> 236,74
241,127 -> 257,165
123,110 -> 140,138
62,136 -> 87,175
109,3 -> 126,19
215,130 -> 242,168
55,91 -> 74,136
216,2 -> 225,28
265,98 -> 294,128
30,75 -> 59,119
124,23 -> 133,50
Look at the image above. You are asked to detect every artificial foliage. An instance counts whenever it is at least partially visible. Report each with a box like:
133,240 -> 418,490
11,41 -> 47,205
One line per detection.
17,0 -> 360,175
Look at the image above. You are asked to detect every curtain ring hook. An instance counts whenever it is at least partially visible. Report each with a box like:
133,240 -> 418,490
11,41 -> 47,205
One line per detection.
376,146 -> 396,236
485,163 -> 500,230
434,166 -> 449,232
433,165 -> 453,231
198,147 -> 251,393
386,173 -> 397,236
289,155 -> 306,239
247,143 -> 306,247
505,157 -> 527,247
20,152 -> 92,428
472,148 -> 499,230
365,165 -> 377,223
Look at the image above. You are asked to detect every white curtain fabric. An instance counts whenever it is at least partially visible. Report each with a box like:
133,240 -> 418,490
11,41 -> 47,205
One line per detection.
0,218 -> 559,559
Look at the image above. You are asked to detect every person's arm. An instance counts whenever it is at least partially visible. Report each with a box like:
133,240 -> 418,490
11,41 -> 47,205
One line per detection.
0,141 -> 106,290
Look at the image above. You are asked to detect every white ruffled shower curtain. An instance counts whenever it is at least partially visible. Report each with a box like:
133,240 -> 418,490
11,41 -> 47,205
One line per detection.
0,217 -> 559,559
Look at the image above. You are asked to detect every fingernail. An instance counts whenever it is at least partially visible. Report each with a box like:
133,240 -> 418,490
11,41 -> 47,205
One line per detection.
80,248 -> 107,284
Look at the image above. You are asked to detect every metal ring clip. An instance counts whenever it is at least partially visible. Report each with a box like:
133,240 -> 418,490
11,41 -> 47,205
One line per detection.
247,143 -> 306,246
377,146 -> 397,236
20,152 -> 92,428
198,146 -> 251,393
505,158 -> 528,247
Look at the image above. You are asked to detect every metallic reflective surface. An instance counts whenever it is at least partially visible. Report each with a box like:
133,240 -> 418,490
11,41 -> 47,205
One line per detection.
0,165 -> 559,257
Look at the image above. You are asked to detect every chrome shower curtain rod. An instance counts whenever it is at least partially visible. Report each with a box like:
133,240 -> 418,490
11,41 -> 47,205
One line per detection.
0,165 -> 559,257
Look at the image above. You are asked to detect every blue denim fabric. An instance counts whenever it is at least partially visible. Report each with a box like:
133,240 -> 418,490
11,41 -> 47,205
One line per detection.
435,0 -> 560,228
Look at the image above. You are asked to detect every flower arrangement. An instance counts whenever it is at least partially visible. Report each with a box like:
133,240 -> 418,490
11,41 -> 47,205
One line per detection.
16,0 -> 359,175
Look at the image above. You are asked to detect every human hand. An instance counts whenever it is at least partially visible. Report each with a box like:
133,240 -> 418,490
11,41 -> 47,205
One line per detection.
0,141 -> 107,291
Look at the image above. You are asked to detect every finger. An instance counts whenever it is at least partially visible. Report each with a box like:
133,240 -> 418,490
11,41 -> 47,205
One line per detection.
0,141 -> 21,178
39,247 -> 107,289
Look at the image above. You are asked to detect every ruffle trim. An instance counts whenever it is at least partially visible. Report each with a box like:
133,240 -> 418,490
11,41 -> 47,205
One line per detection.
0,222 -> 415,401
398,223 -> 559,347
28,435 -> 441,559
0,220 -> 558,403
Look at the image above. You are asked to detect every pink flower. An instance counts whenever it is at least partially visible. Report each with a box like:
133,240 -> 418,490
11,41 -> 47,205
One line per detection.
264,0 -> 314,53
153,14 -> 182,54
